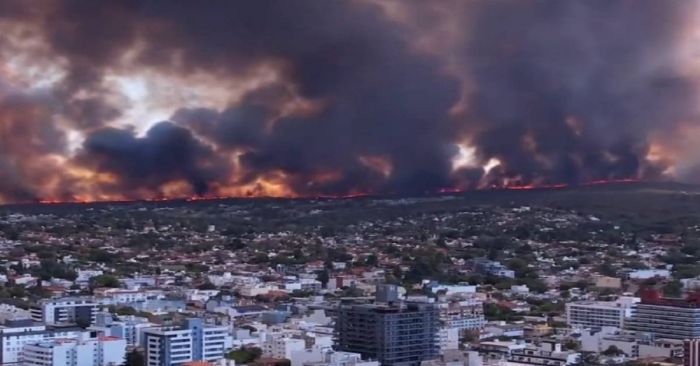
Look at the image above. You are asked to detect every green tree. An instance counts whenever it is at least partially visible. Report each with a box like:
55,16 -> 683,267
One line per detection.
507,258 -> 529,276
563,339 -> 579,351
523,278 -> 548,293
596,262 -> 617,277
316,269 -> 329,288
663,280 -> 683,298
115,306 -> 137,316
484,303 -> 521,322
87,249 -> 115,264
227,347 -> 262,364
90,274 -> 120,289
226,238 -> 246,250
365,254 -> 378,267
125,349 -> 144,366
197,282 -> 217,290
674,264 -> 700,279
602,345 -> 624,356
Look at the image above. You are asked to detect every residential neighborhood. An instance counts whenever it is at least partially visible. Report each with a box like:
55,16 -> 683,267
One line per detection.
0,188 -> 696,366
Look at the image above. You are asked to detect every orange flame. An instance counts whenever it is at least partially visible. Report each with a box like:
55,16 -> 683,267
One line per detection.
18,178 -> 643,206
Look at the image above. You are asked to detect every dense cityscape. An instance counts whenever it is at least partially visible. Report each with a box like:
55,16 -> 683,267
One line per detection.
0,183 -> 694,366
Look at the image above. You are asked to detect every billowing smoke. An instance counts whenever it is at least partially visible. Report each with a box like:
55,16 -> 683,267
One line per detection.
462,0 -> 700,186
75,122 -> 229,197
0,91 -> 68,202
0,0 -> 698,202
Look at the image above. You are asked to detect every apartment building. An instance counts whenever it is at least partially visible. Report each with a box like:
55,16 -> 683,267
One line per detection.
439,298 -> 486,331
31,298 -> 100,326
580,327 -> 683,360
144,318 -> 231,366
262,333 -> 306,360
565,297 -> 639,329
479,341 -> 579,366
21,335 -> 126,366
626,290 -> 700,339
0,316 -> 112,365
334,285 -> 439,366
89,312 -> 156,347
0,319 -> 49,364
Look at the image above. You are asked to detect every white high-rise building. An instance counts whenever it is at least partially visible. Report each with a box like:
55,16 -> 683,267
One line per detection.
0,318 -> 90,365
31,298 -> 100,326
90,312 -> 156,347
21,335 -> 126,366
0,320 -> 48,364
566,297 -> 640,329
144,318 -> 231,366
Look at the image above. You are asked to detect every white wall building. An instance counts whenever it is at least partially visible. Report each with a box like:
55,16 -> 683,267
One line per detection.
144,318 -> 231,366
21,335 -> 126,366
430,284 -> 477,296
76,270 -> 103,283
439,299 -> 486,331
628,269 -> 671,280
565,297 -> 639,329
262,333 -> 306,360
94,289 -> 148,305
186,289 -> 220,303
580,327 -> 683,360
0,321 -> 48,364
90,313 -> 156,347
481,341 -> 578,366
31,298 -> 100,326
303,350 -> 379,366
239,284 -> 276,297
438,327 -> 460,351
283,279 -> 322,293
0,316 -> 117,365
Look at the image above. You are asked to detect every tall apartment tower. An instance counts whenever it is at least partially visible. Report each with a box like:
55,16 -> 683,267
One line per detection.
143,318 -> 230,366
626,290 -> 700,340
334,284 -> 439,366
31,298 -> 100,326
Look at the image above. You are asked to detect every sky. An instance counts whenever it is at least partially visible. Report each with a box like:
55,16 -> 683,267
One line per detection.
1,0 -> 700,203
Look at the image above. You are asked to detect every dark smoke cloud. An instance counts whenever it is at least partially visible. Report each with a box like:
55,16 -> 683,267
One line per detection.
75,122 -> 228,196
0,0 -> 698,201
462,0 -> 700,185
138,1 -> 459,194
0,92 -> 68,201
57,0 -> 460,195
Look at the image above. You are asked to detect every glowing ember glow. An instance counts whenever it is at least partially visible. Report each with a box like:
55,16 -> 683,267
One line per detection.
359,155 -> 393,178
18,177 -> 645,205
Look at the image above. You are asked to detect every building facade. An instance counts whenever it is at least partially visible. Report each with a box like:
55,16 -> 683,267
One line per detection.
686,339 -> 700,366
144,318 -> 230,366
21,335 -> 126,366
566,297 -> 639,329
90,312 -> 155,347
31,298 -> 100,326
626,291 -> 700,339
334,285 -> 439,366
439,299 -> 486,331
0,319 -> 48,364
262,333 -> 305,360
